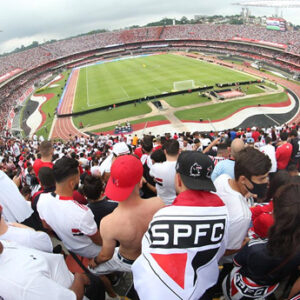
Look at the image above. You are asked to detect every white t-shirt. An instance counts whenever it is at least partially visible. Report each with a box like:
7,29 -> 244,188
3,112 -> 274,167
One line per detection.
180,143 -> 193,151
0,171 -> 33,223
260,144 -> 277,173
79,157 -> 89,167
150,161 -> 176,205
214,174 -> 252,250
37,193 -> 100,258
0,240 -> 77,300
90,165 -> 101,176
99,153 -> 113,175
12,143 -> 21,157
0,224 -> 53,253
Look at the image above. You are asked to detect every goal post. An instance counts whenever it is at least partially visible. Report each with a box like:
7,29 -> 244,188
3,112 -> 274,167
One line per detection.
173,80 -> 196,91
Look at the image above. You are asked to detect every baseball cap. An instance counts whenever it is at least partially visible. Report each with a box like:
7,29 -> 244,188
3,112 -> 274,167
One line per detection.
112,142 -> 130,156
246,137 -> 255,144
176,151 -> 216,192
105,155 -> 143,201
252,213 -> 274,239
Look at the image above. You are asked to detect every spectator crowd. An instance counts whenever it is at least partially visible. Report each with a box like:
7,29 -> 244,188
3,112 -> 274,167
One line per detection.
0,122 -> 300,299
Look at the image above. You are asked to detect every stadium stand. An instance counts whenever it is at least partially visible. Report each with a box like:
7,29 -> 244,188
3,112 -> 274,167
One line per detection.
0,24 -> 300,133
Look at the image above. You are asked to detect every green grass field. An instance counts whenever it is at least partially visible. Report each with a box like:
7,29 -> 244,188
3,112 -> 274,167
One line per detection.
73,53 -> 257,112
175,92 -> 288,121
73,102 -> 152,128
165,92 -> 211,107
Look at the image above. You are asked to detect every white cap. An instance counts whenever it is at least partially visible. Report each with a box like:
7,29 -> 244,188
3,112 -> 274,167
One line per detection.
112,142 -> 130,156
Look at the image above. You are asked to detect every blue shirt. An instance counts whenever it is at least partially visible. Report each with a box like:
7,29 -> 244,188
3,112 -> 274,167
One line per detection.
211,159 -> 235,182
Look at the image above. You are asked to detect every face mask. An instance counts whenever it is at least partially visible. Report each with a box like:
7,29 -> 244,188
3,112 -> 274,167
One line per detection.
246,179 -> 268,199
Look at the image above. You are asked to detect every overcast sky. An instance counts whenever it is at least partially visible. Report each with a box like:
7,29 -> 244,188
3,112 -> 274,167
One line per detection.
0,0 -> 299,54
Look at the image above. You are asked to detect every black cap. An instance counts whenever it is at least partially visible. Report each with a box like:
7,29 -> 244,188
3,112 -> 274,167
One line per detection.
176,151 -> 216,192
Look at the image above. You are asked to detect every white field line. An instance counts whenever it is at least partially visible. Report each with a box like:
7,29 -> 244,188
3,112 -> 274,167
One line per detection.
121,86 -> 130,98
86,96 -> 130,108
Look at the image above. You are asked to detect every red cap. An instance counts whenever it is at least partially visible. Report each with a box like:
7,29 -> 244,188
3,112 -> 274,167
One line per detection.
253,213 -> 274,239
105,155 -> 143,201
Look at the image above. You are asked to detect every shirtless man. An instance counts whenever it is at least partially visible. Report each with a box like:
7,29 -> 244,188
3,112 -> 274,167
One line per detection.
89,155 -> 164,274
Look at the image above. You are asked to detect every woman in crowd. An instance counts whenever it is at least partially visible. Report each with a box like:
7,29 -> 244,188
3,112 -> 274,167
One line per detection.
223,183 -> 300,300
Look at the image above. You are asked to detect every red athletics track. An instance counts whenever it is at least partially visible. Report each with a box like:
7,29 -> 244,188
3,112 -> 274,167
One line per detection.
51,69 -> 88,140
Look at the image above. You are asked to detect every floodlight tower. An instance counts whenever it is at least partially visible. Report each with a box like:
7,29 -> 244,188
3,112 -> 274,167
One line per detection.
232,0 -> 300,17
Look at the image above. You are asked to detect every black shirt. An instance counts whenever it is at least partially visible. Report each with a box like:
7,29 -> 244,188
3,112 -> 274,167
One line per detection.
234,239 -> 300,286
87,199 -> 118,228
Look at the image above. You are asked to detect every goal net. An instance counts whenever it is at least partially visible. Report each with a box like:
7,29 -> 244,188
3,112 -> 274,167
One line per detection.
173,80 -> 196,91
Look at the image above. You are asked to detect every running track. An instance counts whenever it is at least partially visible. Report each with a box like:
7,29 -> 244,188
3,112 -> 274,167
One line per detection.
51,69 -> 88,140
51,54 -> 300,140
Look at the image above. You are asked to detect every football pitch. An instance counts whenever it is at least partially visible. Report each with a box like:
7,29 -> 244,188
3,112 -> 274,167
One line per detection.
73,53 -> 257,113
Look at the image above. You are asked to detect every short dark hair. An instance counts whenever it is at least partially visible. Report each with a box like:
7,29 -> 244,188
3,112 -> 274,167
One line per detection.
21,185 -> 31,197
141,136 -> 153,153
53,157 -> 79,183
150,149 -> 166,163
280,131 -> 288,141
234,147 -> 271,180
38,167 -> 55,188
83,175 -> 103,200
265,136 -> 272,144
164,139 -> 179,156
40,141 -> 52,157
289,129 -> 298,137
287,164 -> 298,173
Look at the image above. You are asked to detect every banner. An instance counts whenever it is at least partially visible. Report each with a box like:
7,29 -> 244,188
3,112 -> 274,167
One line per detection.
0,68 -> 23,84
231,37 -> 287,50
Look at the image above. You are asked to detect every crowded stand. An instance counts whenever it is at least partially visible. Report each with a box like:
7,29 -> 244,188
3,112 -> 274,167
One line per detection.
0,24 -> 300,77
1,123 -> 300,299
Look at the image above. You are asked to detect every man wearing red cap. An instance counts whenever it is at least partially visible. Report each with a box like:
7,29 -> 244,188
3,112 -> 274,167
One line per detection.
89,155 -> 164,274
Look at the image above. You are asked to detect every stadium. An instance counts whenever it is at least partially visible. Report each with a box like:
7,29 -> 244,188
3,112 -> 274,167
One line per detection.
1,21 -> 300,140
2,3 -> 300,299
